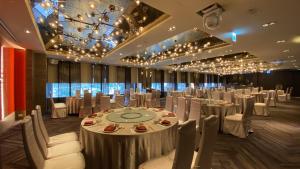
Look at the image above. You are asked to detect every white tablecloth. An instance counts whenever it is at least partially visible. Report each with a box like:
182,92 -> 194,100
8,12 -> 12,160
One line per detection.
80,107 -> 178,169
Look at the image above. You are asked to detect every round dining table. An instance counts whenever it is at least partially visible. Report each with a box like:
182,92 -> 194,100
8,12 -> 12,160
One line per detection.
80,107 -> 178,169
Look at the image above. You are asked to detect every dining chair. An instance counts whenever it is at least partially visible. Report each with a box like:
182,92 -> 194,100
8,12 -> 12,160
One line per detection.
211,91 -> 220,100
79,92 -> 93,118
165,95 -> 173,112
31,110 -> 81,159
93,92 -> 102,113
35,105 -> 78,147
191,115 -> 218,169
21,116 -> 85,169
115,95 -> 125,108
223,92 -> 233,103
100,96 -> 111,111
176,97 -> 188,124
138,120 -> 196,169
49,98 -> 67,118
254,94 -> 270,116
155,90 -> 161,107
277,88 -> 288,102
188,98 -> 206,150
264,90 -> 276,107
145,93 -> 153,108
223,97 -> 255,138
287,87 -> 293,101
75,90 -> 81,98
252,87 -> 259,93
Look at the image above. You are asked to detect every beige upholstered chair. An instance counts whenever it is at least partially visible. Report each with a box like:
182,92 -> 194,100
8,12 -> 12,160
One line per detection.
264,90 -> 276,107
115,95 -> 125,108
254,94 -> 270,116
211,91 -> 221,100
188,98 -> 206,150
79,93 -> 93,117
50,98 -> 67,118
176,97 -> 187,124
93,92 -> 102,113
252,87 -> 259,93
145,93 -> 153,108
35,105 -> 78,147
277,88 -> 288,102
192,115 -> 219,169
21,116 -> 85,169
223,98 -> 255,138
165,95 -> 173,112
138,120 -> 196,169
31,110 -> 81,159
223,92 -> 233,103
244,88 -> 251,95
287,87 -> 293,100
100,96 -> 111,111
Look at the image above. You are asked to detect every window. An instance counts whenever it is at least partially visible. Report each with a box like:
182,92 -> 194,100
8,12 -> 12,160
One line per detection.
151,83 -> 161,91
164,83 -> 175,92
177,83 -> 186,91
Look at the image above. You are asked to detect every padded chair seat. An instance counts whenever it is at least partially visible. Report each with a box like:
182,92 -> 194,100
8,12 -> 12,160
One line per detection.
54,103 -> 66,109
47,141 -> 82,159
139,150 -> 175,169
48,132 -> 78,147
224,114 -> 242,121
44,153 -> 85,169
255,103 -> 266,107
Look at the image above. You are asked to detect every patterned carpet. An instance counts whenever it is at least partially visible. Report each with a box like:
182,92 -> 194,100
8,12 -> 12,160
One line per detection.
1,99 -> 300,169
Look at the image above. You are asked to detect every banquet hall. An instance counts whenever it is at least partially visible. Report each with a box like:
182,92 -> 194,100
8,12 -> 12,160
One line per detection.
1,0 -> 300,169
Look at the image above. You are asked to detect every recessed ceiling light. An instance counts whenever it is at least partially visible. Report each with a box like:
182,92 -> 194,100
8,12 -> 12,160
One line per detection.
282,49 -> 290,53
288,56 -> 294,58
119,53 -> 123,56
168,26 -> 176,32
25,30 -> 31,34
276,40 -> 286,43
262,21 -> 276,28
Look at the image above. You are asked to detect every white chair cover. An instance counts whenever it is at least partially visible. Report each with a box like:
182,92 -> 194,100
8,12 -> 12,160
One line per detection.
100,96 -> 111,111
244,88 -> 251,95
35,105 -> 78,147
79,93 -> 93,117
252,87 -> 259,93
176,97 -> 187,123
50,98 -> 67,119
145,93 -> 153,108
223,97 -> 255,138
31,111 -> 81,159
138,120 -> 196,169
165,96 -> 173,112
75,90 -> 81,98
115,95 -> 125,108
211,91 -> 220,100
223,92 -> 233,103
192,115 -> 218,169
254,95 -> 270,116
21,116 -> 85,169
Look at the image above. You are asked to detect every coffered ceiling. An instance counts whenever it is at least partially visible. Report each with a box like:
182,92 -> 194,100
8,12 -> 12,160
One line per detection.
1,0 -> 300,72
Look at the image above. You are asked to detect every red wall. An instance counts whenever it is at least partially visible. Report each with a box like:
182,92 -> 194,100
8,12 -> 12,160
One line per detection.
0,47 -> 26,120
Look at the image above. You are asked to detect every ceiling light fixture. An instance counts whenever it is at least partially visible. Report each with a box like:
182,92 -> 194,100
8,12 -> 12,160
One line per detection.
292,36 -> 300,43
282,49 -> 290,53
168,26 -> 176,32
276,40 -> 286,43
262,21 -> 276,28
25,30 -> 31,34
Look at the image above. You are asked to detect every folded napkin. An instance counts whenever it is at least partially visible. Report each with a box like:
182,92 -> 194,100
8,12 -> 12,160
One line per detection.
160,119 -> 171,126
135,124 -> 147,132
104,124 -> 117,132
83,120 -> 94,126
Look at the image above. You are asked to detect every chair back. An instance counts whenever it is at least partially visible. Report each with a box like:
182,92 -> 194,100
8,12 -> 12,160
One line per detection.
100,96 -> 110,111
165,96 -> 173,112
244,88 -> 251,95
75,90 -> 81,98
252,87 -> 259,93
115,95 -> 125,108
95,92 -> 102,106
83,93 -> 92,107
188,98 -> 202,126
31,110 -> 48,159
176,97 -> 187,122
289,87 -> 293,94
172,120 -> 196,169
242,97 -> 255,121
211,91 -> 220,100
21,116 -> 45,169
193,115 -> 218,169
146,93 -> 152,100
223,92 -> 233,103
35,105 -> 50,143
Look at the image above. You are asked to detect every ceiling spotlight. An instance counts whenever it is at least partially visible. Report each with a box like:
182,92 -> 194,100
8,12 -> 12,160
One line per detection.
90,3 -> 95,9
282,49 -> 290,53
25,30 -> 31,34
168,26 -> 176,32
135,0 -> 140,5
292,36 -> 300,43
276,40 -> 286,43
262,21 -> 276,28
